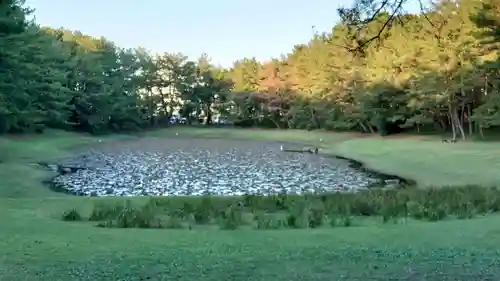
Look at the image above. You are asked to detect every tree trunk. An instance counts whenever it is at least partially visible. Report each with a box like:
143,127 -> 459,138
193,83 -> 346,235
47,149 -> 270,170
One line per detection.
437,117 -> 446,130
479,125 -> 485,139
269,111 -> 281,129
467,105 -> 473,136
309,106 -> 319,129
448,106 -> 457,141
205,104 -> 212,125
366,122 -> 375,134
147,89 -> 156,127
451,107 -> 465,140
358,121 -> 368,133
456,114 -> 466,141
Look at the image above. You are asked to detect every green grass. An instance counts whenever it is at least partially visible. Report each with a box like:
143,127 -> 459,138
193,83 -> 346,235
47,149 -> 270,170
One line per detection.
2,128 -> 500,280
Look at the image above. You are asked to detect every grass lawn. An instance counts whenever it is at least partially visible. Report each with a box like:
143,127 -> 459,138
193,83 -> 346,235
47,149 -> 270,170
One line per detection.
2,128 -> 500,280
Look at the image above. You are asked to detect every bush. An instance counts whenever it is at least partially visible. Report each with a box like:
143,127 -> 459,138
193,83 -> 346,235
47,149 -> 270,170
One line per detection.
120,207 -> 154,228
219,204 -> 244,230
89,200 -> 163,228
165,215 -> 185,229
193,196 -> 214,224
286,205 -> 310,229
341,215 -> 353,227
308,202 -> 326,228
329,214 -> 339,227
89,201 -> 126,221
62,208 -> 83,221
254,213 -> 285,229
65,184 -> 500,230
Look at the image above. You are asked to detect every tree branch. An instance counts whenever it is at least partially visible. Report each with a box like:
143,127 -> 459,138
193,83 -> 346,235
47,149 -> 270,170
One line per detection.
338,0 -> 444,53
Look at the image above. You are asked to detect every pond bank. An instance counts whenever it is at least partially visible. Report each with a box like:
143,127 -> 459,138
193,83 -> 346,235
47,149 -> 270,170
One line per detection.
332,155 -> 416,187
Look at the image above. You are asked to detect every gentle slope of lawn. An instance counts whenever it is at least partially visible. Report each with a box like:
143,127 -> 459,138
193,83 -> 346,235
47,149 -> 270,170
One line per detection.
2,128 -> 500,280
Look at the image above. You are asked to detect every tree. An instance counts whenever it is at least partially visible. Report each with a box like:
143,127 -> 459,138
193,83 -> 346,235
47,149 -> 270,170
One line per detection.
0,1 -> 71,133
4,0 -> 500,142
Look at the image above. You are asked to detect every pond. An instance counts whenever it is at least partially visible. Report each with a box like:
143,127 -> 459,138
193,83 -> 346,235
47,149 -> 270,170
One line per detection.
45,138 -> 405,196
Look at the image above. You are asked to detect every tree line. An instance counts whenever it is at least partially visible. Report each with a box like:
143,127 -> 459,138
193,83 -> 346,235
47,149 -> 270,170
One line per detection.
2,0 -> 500,139
0,0 -> 233,134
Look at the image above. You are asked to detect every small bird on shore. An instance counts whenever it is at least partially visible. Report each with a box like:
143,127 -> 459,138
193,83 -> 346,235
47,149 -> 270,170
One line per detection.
280,145 -> 283,151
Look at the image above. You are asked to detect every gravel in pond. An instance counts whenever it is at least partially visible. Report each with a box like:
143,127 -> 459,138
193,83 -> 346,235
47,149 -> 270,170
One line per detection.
50,138 -> 383,196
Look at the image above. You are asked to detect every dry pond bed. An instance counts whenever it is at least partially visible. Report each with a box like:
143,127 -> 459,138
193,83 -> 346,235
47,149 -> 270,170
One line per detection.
39,138 -> 406,196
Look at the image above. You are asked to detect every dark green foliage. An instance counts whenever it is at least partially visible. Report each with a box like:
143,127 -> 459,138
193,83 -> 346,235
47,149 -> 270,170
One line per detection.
88,201 -> 125,221
341,215 -> 353,227
61,208 -> 83,221
219,204 -> 244,230
0,1 -> 233,135
329,214 -> 339,227
0,0 -> 150,134
193,196 -> 214,224
254,212 -> 285,229
65,185 -> 500,230
328,214 -> 353,227
5,0 -> 500,140
5,0 -> 500,141
165,215 -> 185,229
308,203 -> 326,228
92,200 -> 164,229
286,212 -> 310,229
113,203 -> 159,229
285,199 -> 310,229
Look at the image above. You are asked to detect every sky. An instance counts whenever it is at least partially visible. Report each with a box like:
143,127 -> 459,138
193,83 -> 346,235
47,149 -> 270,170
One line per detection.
24,0 -> 355,67
24,0 -> 422,67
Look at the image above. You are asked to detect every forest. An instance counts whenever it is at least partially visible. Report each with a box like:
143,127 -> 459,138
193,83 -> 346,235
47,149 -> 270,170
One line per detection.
2,0 -> 500,139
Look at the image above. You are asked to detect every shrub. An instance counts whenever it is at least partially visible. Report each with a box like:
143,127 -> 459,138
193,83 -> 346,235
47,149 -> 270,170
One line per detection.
219,204 -> 244,230
64,184 -> 500,230
62,208 -> 83,221
193,196 -> 214,224
114,204 -> 160,228
164,215 -> 184,229
329,215 -> 337,227
89,201 -> 126,221
341,215 -> 353,227
254,213 -> 285,229
308,203 -> 326,228
287,204 -> 310,229
90,200 -> 163,228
